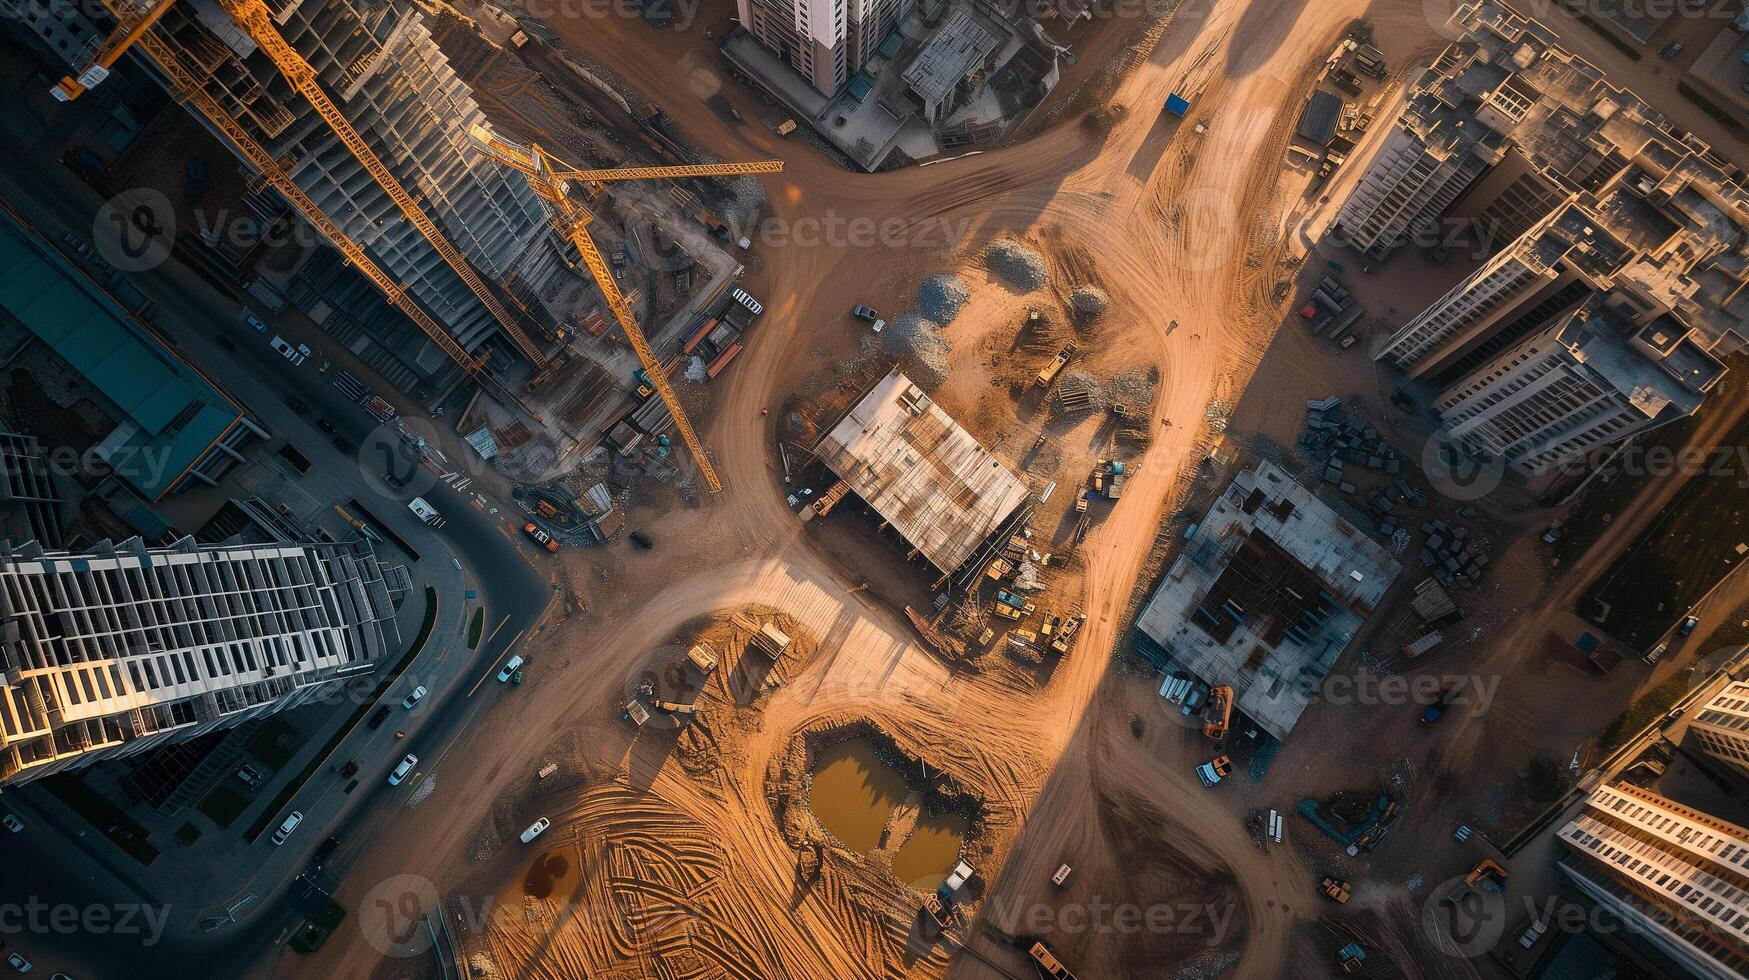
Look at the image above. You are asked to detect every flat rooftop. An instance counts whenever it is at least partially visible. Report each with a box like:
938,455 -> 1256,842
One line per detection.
814,368 -> 1029,576
1136,462 -> 1401,741
903,8 -> 999,106
0,208 -> 247,500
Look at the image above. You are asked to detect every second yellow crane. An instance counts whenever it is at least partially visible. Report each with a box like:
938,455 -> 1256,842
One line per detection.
473,128 -> 782,496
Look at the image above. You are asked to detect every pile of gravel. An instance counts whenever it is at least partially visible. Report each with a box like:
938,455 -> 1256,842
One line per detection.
983,239 -> 1048,291
1069,285 -> 1110,321
883,313 -> 952,388
917,273 -> 970,324
1104,369 -> 1156,409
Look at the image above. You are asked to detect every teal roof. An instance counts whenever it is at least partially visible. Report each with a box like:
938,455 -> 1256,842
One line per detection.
0,210 -> 241,499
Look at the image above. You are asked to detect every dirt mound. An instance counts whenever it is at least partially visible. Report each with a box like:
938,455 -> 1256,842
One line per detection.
982,239 -> 1048,291
1070,285 -> 1110,323
882,313 -> 952,388
917,274 -> 970,325
1080,103 -> 1129,142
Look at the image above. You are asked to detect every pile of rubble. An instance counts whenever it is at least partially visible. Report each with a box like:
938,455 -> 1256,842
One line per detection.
1069,285 -> 1110,322
983,239 -> 1048,291
1104,369 -> 1156,413
918,274 -> 970,324
883,313 -> 952,387
1055,370 -> 1106,414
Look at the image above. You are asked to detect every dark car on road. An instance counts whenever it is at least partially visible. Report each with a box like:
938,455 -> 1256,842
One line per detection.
317,419 -> 336,434
311,836 -> 340,868
284,395 -> 308,413
366,705 -> 392,730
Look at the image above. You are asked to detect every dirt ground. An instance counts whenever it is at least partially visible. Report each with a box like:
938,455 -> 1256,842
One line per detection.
283,2 -> 1749,979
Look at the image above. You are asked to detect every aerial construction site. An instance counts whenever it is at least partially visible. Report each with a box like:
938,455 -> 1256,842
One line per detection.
4,0 -> 1749,978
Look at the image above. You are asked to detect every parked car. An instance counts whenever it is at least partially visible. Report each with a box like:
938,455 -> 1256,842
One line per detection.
1420,688 -> 1459,727
1679,614 -> 1700,637
310,836 -> 340,868
61,231 -> 90,256
851,304 -> 879,322
388,754 -> 418,786
521,522 -> 559,553
1645,641 -> 1669,665
235,764 -> 263,789
1,813 -> 21,833
497,655 -> 525,683
1660,40 -> 1684,60
520,817 -> 551,843
401,686 -> 427,710
366,705 -> 392,730
241,308 -> 269,333
316,419 -> 335,434
283,395 -> 308,413
271,810 -> 303,845
8,951 -> 31,972
629,531 -> 654,549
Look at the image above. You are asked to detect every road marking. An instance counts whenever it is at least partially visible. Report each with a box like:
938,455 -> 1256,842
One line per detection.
466,629 -> 524,698
486,614 -> 509,643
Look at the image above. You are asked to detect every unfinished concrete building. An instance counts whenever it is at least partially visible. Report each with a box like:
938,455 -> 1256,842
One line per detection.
0,534 -> 406,789
813,368 -> 1032,591
1135,462 -> 1401,742
1343,2 -> 1748,474
14,0 -> 575,397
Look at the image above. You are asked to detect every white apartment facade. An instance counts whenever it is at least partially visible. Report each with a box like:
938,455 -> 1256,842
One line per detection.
0,535 -> 403,788
1556,782 -> 1749,979
1335,125 -> 1493,262
1693,681 -> 1749,781
739,0 -> 911,94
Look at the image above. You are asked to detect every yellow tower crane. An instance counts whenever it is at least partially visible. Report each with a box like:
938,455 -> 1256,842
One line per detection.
114,21 -> 489,376
53,0 -> 175,102
210,0 -> 551,367
471,128 -> 783,496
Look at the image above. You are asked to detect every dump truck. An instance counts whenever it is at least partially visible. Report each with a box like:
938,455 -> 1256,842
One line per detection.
1319,876 -> 1352,903
1035,342 -> 1077,387
1028,941 -> 1078,980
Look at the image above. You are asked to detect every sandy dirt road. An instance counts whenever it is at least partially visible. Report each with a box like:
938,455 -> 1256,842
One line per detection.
284,2 -> 1512,979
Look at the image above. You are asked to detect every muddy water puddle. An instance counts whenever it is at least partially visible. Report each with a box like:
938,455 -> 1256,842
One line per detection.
809,738 -> 906,854
891,810 -> 969,890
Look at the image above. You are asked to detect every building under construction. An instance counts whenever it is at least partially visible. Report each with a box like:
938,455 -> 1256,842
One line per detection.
13,0 -> 577,398
813,369 -> 1032,592
1136,462 -> 1401,741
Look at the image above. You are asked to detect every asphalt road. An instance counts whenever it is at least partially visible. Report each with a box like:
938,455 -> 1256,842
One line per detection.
0,106 -> 554,978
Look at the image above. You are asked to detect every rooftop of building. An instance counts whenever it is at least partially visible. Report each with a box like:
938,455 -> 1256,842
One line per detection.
902,8 -> 1001,106
0,207 -> 247,500
814,368 -> 1030,576
1135,462 -> 1401,741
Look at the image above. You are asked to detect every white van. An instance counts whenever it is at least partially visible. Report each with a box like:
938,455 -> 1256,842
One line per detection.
520,817 -> 551,844
272,810 -> 303,845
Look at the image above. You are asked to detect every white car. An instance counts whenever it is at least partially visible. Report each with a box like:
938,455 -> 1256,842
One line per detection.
271,810 -> 303,845
1,813 -> 20,833
8,952 -> 31,973
520,817 -> 551,843
389,753 -> 418,786
401,686 -> 427,710
497,655 -> 524,683
270,335 -> 311,365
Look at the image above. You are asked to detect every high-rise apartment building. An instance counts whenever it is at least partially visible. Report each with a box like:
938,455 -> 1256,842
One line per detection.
738,0 -> 913,94
10,0 -> 572,394
0,534 -> 405,788
1556,782 -> 1749,980
1692,681 -> 1749,781
1341,3 -> 1747,475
